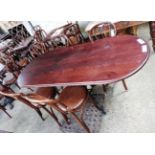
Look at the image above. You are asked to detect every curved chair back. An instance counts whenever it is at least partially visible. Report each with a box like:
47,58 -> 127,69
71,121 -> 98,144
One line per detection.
88,22 -> 116,41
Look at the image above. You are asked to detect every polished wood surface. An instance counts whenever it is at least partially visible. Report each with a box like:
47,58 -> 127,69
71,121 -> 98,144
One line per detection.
58,86 -> 87,111
17,35 -> 150,88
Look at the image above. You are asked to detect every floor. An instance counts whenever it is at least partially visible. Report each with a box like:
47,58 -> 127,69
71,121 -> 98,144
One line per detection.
0,23 -> 155,133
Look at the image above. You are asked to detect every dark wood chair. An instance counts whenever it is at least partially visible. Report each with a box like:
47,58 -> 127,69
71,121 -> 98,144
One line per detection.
7,24 -> 32,64
33,25 -> 47,42
21,86 -> 94,132
51,86 -> 91,132
0,61 -> 21,89
21,87 -> 62,127
2,72 -> 20,89
45,23 -> 73,41
42,23 -> 85,50
28,42 -> 45,59
88,22 -> 128,91
63,23 -> 85,46
0,85 -> 56,121
88,21 -> 117,41
1,41 -> 30,72
47,34 -> 69,50
0,104 -> 12,118
27,26 -> 49,58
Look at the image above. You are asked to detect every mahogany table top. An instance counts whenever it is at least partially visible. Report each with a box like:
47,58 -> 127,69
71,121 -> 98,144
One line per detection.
17,35 -> 150,88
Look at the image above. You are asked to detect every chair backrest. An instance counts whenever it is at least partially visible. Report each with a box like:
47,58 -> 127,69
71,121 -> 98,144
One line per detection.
63,23 -> 85,45
0,83 -> 16,97
31,26 -> 49,54
21,93 -> 56,106
44,24 -> 73,49
33,25 -> 47,42
88,22 -> 117,41
49,34 -> 69,49
28,42 -> 43,58
0,84 -> 39,109
1,55 -> 21,78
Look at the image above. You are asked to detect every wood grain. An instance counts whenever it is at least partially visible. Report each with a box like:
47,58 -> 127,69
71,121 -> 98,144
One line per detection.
17,35 -> 150,88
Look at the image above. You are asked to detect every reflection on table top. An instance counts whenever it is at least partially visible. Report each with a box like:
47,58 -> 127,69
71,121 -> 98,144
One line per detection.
18,35 -> 150,88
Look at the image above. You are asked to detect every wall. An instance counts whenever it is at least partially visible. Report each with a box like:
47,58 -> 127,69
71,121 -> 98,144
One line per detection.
23,21 -> 70,35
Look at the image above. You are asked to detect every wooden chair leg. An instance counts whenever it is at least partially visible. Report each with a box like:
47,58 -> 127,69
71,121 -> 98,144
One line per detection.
61,112 -> 70,125
0,106 -> 12,118
15,82 -> 21,89
35,108 -> 45,121
42,106 -> 62,127
50,106 -> 70,125
121,79 -> 128,91
70,112 -> 90,133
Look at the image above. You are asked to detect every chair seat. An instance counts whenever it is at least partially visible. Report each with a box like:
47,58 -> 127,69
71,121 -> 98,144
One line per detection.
2,72 -> 16,85
58,86 -> 87,111
18,59 -> 29,67
35,87 -> 55,98
24,87 -> 55,105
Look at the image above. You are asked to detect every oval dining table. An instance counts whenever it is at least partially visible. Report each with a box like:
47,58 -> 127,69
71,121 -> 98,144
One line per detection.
17,35 -> 150,88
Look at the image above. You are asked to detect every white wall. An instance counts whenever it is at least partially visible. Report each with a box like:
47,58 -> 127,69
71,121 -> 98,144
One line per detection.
23,21 -> 71,35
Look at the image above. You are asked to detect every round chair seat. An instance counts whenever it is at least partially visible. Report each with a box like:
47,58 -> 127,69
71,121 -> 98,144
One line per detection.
35,87 -> 55,98
24,87 -> 55,106
2,72 -> 16,85
58,86 -> 87,111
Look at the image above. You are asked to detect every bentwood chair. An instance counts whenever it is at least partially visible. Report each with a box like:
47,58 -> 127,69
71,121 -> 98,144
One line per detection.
0,85 -> 55,121
51,86 -> 91,133
21,87 -> 62,127
88,21 -> 117,41
88,22 -> 128,91
22,86 -> 93,132
2,72 -> 20,89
